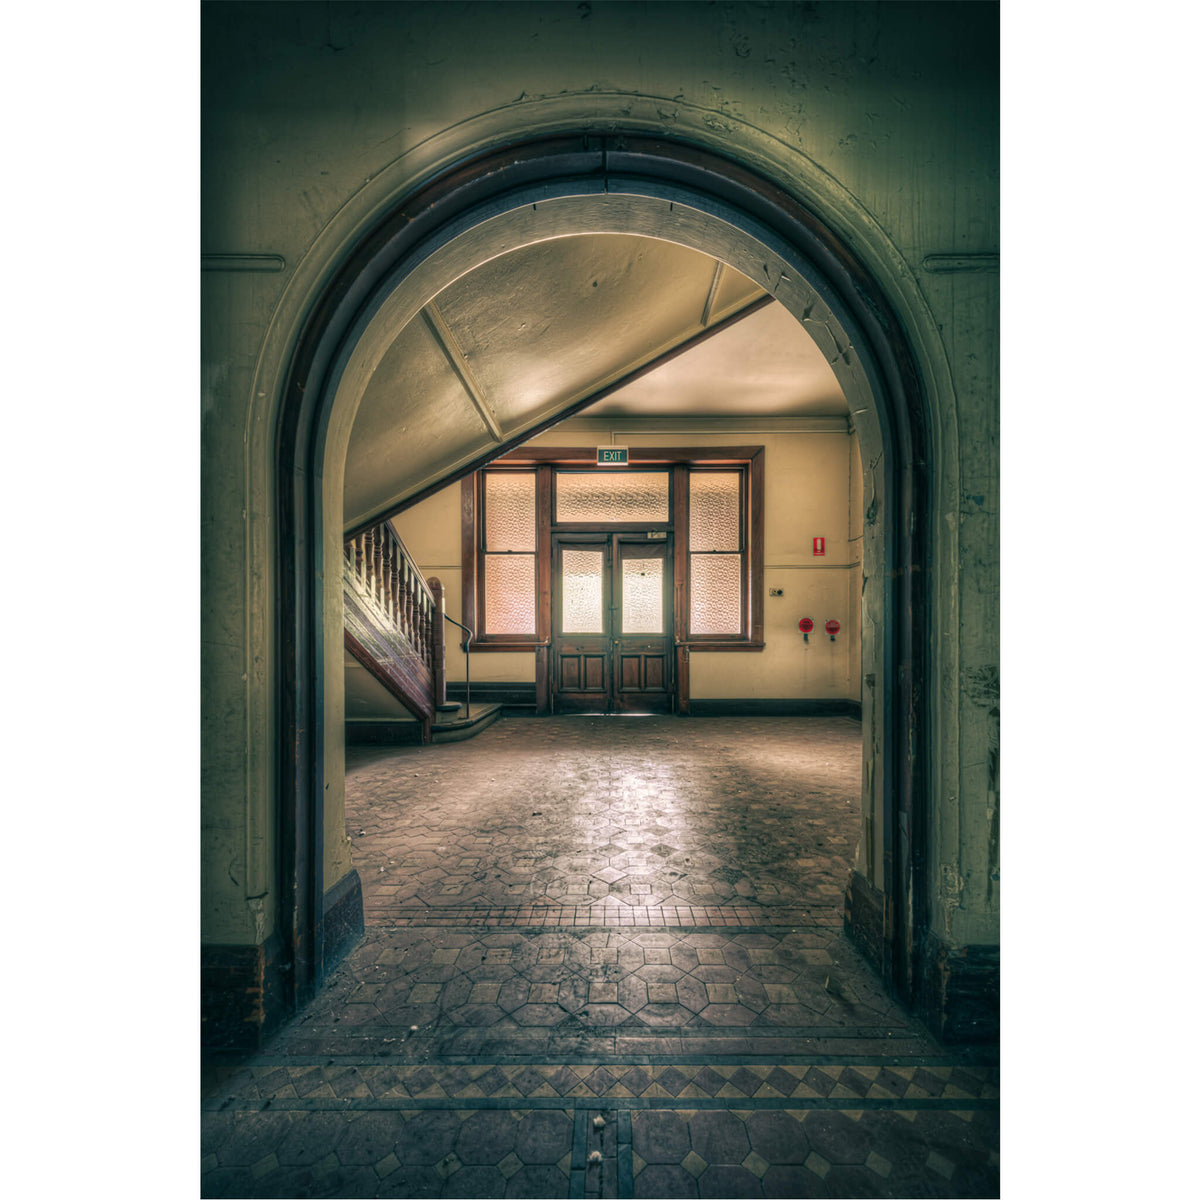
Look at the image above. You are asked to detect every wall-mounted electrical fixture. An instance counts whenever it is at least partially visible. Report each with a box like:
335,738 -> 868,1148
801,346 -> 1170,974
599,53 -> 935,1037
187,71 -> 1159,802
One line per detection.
813,536 -> 826,556
769,587 -> 784,597
799,617 -> 814,643
825,619 -> 840,642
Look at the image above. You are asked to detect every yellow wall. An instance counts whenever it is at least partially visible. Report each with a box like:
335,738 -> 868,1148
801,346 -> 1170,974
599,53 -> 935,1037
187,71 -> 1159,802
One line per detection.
391,417 -> 862,700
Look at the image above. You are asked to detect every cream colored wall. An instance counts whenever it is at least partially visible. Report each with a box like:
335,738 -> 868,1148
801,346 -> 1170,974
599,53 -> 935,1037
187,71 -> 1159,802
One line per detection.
202,1 -> 998,951
391,419 -> 863,700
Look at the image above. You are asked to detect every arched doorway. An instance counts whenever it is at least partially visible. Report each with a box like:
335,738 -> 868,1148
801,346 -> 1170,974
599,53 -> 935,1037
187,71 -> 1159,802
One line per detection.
275,135 -> 929,1024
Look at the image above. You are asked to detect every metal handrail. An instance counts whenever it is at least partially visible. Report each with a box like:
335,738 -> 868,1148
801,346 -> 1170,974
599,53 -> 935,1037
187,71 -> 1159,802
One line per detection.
442,614 -> 474,719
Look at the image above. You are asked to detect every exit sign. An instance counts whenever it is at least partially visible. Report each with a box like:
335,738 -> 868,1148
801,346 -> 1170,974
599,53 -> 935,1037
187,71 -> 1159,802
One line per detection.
597,447 -> 629,466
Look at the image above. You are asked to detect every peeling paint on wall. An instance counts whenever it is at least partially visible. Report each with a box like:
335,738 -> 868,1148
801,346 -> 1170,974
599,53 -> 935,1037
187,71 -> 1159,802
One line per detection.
963,665 -> 1000,910
939,863 -> 965,931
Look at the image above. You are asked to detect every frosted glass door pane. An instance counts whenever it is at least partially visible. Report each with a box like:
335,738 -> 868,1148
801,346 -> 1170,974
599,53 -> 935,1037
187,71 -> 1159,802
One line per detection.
556,472 -> 669,523
484,554 -> 536,634
689,472 -> 741,550
562,549 -> 605,633
622,557 -> 663,634
689,554 -> 742,634
485,472 -> 536,550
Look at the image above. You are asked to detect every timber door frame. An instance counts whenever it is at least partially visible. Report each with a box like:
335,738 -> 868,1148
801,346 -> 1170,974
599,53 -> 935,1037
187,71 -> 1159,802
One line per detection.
463,448 -> 765,716
611,534 -> 674,714
551,533 -> 613,712
549,532 -> 676,714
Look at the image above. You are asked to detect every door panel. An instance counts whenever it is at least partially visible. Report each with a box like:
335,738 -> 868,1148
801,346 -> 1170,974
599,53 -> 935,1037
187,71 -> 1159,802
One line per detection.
551,534 -> 674,713
552,538 -> 611,712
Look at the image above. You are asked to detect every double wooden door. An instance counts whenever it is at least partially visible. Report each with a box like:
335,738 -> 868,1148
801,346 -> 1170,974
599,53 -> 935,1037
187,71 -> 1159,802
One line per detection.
551,533 -> 674,713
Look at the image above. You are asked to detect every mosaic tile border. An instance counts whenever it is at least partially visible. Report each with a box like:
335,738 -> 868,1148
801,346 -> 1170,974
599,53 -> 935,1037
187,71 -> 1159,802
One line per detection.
364,905 -> 842,928
207,1060 -> 1000,1107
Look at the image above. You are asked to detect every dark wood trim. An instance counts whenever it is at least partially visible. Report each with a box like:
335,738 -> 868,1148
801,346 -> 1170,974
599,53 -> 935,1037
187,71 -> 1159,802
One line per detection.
482,451 -> 764,651
345,719 -> 424,745
495,445 -> 766,465
675,646 -> 691,714
843,869 -> 886,972
916,937 -> 1000,1045
535,646 -> 550,714
429,576 -> 447,707
672,463 -> 688,638
201,932 -> 287,1052
537,465 -> 552,642
749,447 -> 765,645
322,868 -> 364,973
547,521 -> 673,534
445,681 -> 537,705
276,132 -> 931,1043
202,873 -> 362,1053
687,698 -> 862,717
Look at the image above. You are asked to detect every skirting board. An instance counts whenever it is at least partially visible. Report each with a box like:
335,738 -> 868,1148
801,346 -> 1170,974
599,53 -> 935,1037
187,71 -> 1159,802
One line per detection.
917,935 -> 1000,1046
688,698 -> 862,718
201,869 -> 364,1051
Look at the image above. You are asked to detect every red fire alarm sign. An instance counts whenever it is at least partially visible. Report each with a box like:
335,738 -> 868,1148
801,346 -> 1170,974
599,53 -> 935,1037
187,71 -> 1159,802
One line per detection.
825,619 -> 840,640
813,537 -> 826,556
798,618 -> 814,633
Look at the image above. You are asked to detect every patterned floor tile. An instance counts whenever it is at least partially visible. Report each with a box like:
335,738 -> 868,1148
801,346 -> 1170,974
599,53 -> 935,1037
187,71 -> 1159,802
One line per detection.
203,718 -> 998,1199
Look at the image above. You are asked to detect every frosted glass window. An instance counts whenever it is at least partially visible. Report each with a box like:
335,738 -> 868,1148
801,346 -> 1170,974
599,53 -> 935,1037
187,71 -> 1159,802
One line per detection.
562,549 -> 604,633
556,471 -> 669,523
485,472 -> 536,551
484,554 -> 536,634
689,472 -> 741,551
622,557 -> 663,634
689,554 -> 742,635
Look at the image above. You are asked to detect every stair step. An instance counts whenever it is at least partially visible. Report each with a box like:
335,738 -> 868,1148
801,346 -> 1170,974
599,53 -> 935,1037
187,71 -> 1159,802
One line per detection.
430,702 -> 502,742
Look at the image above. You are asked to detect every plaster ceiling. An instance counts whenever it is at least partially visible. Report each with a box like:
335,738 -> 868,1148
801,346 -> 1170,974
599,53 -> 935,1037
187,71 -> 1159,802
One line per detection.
345,233 -> 848,527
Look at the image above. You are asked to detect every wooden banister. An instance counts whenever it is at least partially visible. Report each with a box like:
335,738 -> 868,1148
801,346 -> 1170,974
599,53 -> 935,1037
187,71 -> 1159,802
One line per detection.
343,521 -> 442,744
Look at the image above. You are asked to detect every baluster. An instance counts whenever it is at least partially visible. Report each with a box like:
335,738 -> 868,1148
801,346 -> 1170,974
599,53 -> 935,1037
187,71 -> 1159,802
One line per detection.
362,527 -> 374,594
415,589 -> 426,660
389,535 -> 401,629
407,564 -> 419,648
380,533 -> 394,623
372,525 -> 384,608
427,590 -> 436,667
398,560 -> 412,645
353,533 -> 364,583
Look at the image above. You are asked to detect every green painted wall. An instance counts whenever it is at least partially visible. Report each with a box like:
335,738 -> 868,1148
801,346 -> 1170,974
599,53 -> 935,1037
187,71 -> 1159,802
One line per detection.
202,1 -> 998,952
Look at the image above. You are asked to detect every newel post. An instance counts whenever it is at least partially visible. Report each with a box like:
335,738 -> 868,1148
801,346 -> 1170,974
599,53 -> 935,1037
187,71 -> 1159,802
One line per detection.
429,577 -> 447,708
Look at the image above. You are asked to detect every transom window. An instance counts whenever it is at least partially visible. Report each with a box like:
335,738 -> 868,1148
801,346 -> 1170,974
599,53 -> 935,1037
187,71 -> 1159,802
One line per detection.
554,471 -> 670,524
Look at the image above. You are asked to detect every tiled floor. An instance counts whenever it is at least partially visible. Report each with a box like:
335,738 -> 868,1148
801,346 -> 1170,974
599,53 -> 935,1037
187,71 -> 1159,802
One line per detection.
202,717 -> 998,1198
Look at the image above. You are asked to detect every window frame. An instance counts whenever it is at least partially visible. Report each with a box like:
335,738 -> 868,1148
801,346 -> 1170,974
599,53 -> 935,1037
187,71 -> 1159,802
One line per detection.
685,466 -> 749,642
476,469 -> 541,642
462,446 -> 764,652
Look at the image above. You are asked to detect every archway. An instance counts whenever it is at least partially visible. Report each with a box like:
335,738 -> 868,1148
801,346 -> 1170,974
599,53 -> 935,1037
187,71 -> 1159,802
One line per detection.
275,135 -> 929,1023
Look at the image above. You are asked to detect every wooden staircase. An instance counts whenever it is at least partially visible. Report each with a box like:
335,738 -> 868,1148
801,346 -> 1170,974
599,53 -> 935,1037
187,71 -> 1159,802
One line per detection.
343,521 -> 462,745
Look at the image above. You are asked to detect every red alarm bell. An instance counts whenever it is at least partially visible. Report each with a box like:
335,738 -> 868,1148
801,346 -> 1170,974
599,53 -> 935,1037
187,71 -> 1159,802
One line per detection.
825,618 -> 840,642
799,617 -> 814,643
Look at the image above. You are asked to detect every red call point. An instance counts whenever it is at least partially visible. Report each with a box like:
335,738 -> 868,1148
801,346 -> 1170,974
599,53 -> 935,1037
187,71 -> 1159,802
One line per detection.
813,537 -> 826,556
